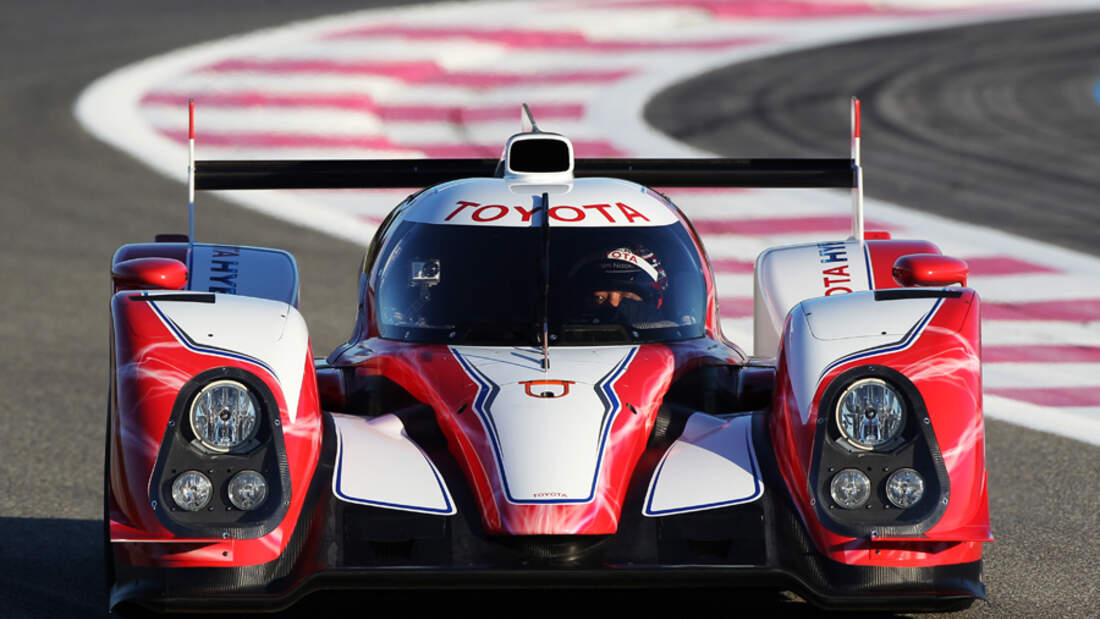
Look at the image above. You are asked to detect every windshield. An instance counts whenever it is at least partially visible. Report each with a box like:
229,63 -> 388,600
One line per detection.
372,221 -> 707,345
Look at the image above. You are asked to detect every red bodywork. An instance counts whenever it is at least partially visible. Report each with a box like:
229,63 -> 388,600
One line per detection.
108,228 -> 988,570
767,239 -> 989,568
108,293 -> 322,567
770,286 -> 989,568
329,337 -> 740,535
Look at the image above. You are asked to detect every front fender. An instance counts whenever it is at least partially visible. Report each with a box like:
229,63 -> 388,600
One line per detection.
770,288 -> 989,567
107,290 -> 321,568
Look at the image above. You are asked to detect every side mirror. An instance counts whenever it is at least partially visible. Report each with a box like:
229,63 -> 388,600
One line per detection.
892,254 -> 968,287
112,257 -> 188,291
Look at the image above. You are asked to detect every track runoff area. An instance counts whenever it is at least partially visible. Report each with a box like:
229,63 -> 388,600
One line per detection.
77,0 -> 1100,447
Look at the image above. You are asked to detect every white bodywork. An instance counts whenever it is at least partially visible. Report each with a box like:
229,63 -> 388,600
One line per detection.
643,413 -> 762,516
404,177 -> 679,228
753,240 -> 873,357
331,413 -> 456,515
783,291 -> 943,422
450,345 -> 636,504
144,292 -> 310,422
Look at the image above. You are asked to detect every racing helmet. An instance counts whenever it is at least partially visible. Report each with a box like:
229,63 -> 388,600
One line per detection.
569,245 -> 669,321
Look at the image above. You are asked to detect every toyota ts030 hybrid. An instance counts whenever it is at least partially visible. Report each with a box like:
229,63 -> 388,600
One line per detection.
106,101 -> 990,612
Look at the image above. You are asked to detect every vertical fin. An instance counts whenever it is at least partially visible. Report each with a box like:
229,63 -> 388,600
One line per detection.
521,103 -> 540,133
540,191 -> 551,372
849,96 -> 864,242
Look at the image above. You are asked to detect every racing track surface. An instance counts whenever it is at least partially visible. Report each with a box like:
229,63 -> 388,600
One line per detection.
646,11 -> 1100,257
0,2 -> 1096,617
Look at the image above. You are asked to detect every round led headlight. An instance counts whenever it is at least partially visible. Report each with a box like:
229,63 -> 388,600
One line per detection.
885,468 -> 925,509
227,470 -> 268,511
171,470 -> 213,512
190,380 -> 259,453
835,378 -> 906,450
829,469 -> 871,510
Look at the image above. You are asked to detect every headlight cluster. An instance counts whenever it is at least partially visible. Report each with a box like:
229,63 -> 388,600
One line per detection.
170,469 -> 269,512
190,380 -> 259,453
152,369 -> 289,537
828,467 -> 926,510
812,367 -> 947,536
169,380 -> 269,512
829,375 -> 926,509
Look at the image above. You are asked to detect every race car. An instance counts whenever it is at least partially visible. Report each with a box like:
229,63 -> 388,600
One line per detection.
106,101 -> 991,613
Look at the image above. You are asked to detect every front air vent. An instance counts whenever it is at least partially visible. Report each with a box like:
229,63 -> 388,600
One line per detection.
503,133 -> 574,193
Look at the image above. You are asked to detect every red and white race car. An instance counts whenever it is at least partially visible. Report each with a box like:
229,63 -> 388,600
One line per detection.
106,102 -> 990,612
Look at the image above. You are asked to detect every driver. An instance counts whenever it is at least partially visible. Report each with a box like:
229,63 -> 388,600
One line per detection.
570,245 -> 668,326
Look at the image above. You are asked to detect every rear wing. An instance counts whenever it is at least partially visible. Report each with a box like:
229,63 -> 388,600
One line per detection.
189,98 -> 866,240
194,157 -> 856,190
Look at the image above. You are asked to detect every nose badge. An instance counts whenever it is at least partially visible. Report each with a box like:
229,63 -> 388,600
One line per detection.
519,380 -> 575,398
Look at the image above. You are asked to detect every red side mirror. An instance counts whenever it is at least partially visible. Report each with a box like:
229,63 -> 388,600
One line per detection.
892,254 -> 968,287
112,257 -> 188,291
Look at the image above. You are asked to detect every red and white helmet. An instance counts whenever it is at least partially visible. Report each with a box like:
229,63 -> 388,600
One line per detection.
570,244 -> 669,306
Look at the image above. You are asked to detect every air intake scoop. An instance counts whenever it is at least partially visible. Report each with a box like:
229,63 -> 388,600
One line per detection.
504,132 -> 574,193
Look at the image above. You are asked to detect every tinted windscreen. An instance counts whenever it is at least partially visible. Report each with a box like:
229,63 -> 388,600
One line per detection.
373,221 -> 707,345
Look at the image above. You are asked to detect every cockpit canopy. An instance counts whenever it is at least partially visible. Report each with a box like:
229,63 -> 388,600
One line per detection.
368,179 -> 708,346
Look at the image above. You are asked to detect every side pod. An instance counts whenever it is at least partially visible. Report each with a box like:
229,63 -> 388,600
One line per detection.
770,288 -> 990,568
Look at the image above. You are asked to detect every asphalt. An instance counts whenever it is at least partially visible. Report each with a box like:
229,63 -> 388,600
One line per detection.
0,2 -> 1096,617
646,11 -> 1100,256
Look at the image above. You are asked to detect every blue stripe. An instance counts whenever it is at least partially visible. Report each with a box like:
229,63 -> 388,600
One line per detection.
146,296 -> 277,378
588,348 -> 637,499
817,297 -> 944,383
863,242 -> 874,289
450,350 -> 514,497
332,425 -> 454,514
1094,77 -> 1100,104
451,347 -> 636,505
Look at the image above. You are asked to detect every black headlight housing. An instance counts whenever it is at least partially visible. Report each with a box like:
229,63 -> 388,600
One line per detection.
149,367 -> 292,539
807,365 -> 950,538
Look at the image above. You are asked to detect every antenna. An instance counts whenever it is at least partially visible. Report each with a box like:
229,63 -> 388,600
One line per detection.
188,99 -> 196,245
850,96 -> 864,242
521,103 -> 540,133
539,191 -> 551,372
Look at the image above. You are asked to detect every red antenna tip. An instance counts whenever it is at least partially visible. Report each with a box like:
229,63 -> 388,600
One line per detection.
852,97 -> 861,139
188,99 -> 195,140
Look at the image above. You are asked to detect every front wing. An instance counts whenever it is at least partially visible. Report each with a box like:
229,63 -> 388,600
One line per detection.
111,411 -> 982,613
